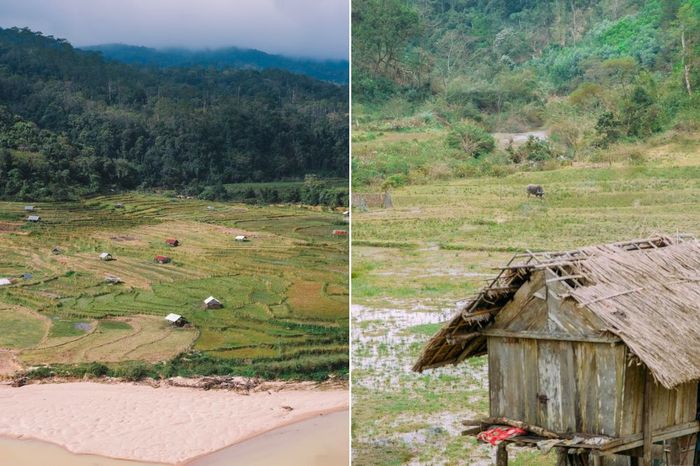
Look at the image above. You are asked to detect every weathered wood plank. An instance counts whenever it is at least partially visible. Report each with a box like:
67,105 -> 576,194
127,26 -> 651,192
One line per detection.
481,329 -> 621,343
539,341 -> 563,432
493,271 -> 544,329
642,369 -> 652,466
496,442 -> 508,466
489,338 -> 504,417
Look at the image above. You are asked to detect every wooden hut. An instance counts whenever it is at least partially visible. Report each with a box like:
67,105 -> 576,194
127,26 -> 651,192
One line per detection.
165,313 -> 185,327
204,296 -> 222,309
414,235 -> 700,466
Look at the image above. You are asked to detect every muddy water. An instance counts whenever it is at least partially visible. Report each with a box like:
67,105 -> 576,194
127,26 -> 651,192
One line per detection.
0,437 -> 166,466
188,410 -> 349,466
0,410 -> 349,466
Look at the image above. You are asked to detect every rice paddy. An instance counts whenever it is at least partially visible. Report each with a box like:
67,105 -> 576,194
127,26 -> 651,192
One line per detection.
0,193 -> 348,379
351,131 -> 700,465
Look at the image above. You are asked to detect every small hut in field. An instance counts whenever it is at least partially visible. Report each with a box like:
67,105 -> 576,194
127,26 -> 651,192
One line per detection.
165,238 -> 180,247
204,296 -> 222,309
114,203 -> 124,209
234,235 -> 248,242
51,246 -> 63,255
24,205 -> 35,212
26,215 -> 40,222
332,229 -> 347,236
154,255 -> 171,264
414,234 -> 700,466
165,313 -> 185,327
0,278 -> 12,286
99,252 -> 113,261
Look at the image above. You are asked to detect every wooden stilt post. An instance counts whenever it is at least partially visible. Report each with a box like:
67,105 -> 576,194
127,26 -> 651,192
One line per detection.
643,369 -> 653,466
496,442 -> 508,466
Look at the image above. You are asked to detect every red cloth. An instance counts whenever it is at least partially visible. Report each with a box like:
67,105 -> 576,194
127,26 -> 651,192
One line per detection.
477,426 -> 527,445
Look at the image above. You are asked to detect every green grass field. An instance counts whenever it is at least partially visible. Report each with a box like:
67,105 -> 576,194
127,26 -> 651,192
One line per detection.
351,130 -> 700,465
0,193 -> 348,380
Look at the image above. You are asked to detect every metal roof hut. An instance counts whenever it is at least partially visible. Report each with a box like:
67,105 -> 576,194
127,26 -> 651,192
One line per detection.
165,313 -> 185,327
204,296 -> 222,309
154,255 -> 171,264
26,215 -> 40,222
99,252 -> 113,261
24,205 -> 34,212
414,235 -> 700,466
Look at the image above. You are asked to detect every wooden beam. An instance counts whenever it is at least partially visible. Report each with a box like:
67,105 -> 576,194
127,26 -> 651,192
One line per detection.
496,442 -> 508,466
599,421 -> 700,455
481,329 -> 621,344
643,370 -> 652,466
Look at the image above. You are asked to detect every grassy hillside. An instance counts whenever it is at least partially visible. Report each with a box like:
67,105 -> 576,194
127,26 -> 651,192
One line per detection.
351,134 -> 700,464
0,27 -> 348,200
352,0 -> 700,189
0,194 -> 348,380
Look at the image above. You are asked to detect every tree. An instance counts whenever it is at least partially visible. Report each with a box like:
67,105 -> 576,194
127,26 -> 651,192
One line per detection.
446,123 -> 495,158
352,0 -> 422,79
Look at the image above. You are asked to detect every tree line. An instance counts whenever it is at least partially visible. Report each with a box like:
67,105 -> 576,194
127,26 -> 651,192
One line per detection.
0,27 -> 349,203
352,0 -> 700,186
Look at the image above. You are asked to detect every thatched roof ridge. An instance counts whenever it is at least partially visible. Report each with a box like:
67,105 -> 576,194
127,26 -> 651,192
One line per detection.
413,234 -> 700,389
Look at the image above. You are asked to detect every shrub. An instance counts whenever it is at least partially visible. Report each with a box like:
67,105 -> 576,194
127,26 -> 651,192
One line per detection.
446,123 -> 495,158
26,366 -> 53,379
115,362 -> 150,381
381,174 -> 408,190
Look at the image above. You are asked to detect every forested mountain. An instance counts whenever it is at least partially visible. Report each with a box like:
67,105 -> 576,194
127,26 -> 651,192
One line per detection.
82,44 -> 349,83
0,27 -> 348,201
353,0 -> 700,168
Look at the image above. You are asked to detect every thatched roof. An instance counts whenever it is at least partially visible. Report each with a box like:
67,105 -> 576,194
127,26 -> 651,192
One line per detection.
413,234 -> 700,389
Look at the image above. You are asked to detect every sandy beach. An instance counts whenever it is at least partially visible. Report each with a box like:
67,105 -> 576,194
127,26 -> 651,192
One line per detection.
0,382 -> 348,464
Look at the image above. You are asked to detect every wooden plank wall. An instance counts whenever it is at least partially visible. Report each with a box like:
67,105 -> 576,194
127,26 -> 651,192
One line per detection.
488,337 -> 627,435
620,363 -> 697,435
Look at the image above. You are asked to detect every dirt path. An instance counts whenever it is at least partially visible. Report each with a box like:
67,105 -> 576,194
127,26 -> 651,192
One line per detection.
492,129 -> 549,148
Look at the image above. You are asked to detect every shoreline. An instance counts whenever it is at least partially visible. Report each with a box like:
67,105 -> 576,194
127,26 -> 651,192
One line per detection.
182,408 -> 349,465
0,408 -> 349,466
0,380 -> 348,464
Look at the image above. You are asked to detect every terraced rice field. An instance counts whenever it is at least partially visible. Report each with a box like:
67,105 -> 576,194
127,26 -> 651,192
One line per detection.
0,194 -> 348,378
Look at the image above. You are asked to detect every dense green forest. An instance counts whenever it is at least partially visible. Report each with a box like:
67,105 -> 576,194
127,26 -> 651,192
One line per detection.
83,44 -> 349,83
352,0 -> 700,187
0,27 -> 349,203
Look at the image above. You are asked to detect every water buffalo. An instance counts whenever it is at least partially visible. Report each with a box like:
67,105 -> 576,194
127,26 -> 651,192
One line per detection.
526,184 -> 544,198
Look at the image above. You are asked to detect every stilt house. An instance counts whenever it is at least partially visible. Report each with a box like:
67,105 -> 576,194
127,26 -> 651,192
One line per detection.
414,235 -> 700,466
